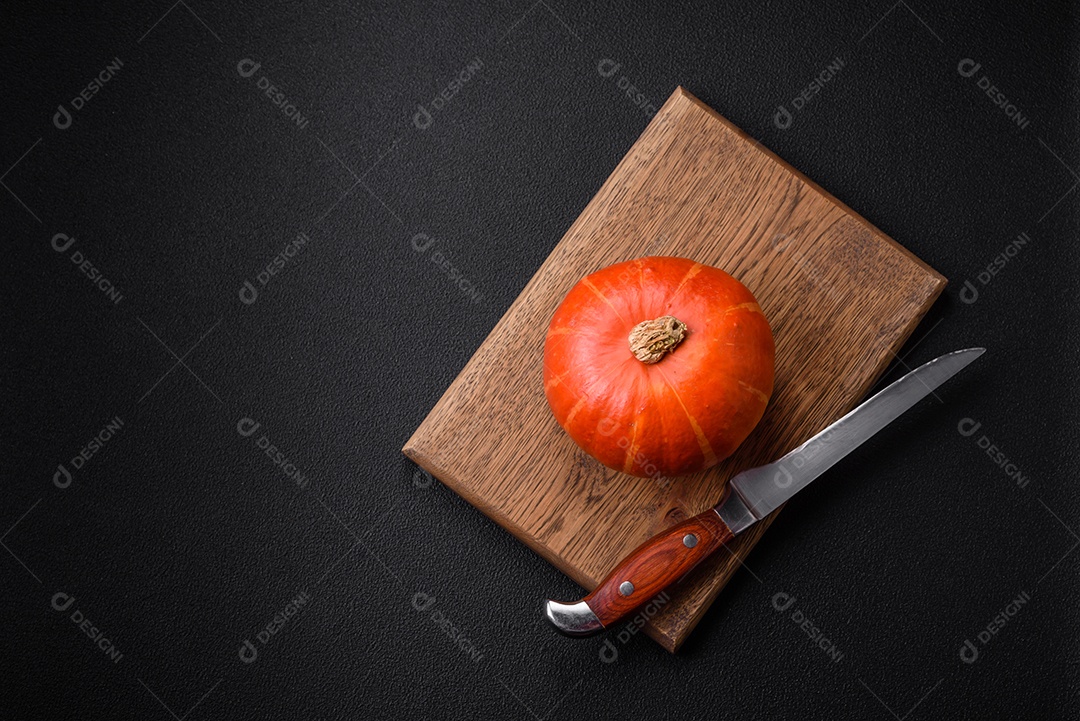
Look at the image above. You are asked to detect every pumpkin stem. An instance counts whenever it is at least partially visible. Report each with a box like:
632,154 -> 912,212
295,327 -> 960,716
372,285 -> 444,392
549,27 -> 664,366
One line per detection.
628,316 -> 687,364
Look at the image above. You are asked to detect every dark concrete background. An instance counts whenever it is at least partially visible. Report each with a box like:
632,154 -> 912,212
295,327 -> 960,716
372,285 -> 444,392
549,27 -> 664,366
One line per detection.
2,1 -> 1077,718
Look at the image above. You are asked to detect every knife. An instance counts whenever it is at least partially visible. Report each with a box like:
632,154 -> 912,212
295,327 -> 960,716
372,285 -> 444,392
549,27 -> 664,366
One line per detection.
544,347 -> 985,636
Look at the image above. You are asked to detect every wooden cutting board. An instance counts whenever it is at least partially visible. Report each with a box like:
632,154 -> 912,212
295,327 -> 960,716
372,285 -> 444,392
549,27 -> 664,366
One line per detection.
403,87 -> 946,652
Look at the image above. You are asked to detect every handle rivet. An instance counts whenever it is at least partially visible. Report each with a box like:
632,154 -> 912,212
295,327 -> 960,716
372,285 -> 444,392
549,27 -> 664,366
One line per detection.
619,581 -> 634,596
683,534 -> 698,548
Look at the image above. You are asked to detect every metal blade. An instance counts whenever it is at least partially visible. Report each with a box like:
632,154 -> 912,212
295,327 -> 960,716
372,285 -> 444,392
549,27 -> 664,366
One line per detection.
727,348 -> 985,523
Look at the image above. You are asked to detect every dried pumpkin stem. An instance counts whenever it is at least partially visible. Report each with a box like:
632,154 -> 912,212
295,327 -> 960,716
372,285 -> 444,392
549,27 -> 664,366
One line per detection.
628,315 -> 687,364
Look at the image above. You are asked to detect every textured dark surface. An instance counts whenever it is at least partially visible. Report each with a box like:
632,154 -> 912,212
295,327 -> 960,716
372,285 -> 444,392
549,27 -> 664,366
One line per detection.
2,1 -> 1077,719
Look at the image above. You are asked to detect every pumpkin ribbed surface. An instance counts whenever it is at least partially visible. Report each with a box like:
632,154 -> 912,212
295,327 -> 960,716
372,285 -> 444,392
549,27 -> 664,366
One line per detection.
543,256 -> 775,478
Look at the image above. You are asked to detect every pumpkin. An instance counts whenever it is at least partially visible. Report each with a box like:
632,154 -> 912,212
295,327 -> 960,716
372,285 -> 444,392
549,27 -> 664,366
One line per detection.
543,256 -> 775,478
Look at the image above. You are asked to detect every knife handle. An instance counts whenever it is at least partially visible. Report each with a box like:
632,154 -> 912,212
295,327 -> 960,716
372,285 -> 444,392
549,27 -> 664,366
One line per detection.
544,509 -> 734,636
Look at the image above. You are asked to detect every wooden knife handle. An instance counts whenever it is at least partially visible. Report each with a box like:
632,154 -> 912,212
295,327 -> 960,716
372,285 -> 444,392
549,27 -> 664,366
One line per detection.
545,509 -> 734,636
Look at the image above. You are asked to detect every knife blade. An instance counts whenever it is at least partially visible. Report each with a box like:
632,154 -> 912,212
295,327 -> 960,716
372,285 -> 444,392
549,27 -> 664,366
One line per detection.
544,347 -> 985,636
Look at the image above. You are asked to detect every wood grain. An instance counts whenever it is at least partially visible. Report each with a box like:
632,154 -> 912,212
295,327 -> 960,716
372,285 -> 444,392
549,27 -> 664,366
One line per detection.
584,509 -> 733,628
403,87 -> 946,652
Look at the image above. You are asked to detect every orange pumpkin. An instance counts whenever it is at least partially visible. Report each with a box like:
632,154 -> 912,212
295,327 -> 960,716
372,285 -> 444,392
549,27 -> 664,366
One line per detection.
543,256 -> 775,478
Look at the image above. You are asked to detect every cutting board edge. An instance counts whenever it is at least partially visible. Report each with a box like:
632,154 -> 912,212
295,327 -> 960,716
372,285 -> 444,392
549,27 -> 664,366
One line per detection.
674,86 -> 948,289
401,441 -> 599,589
